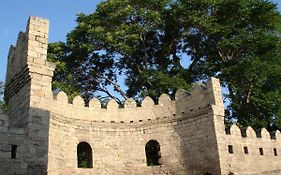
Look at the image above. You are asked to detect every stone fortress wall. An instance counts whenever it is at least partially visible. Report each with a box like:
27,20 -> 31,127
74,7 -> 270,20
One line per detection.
0,16 -> 281,175
45,77 -> 223,175
0,109 -> 26,175
215,119 -> 281,175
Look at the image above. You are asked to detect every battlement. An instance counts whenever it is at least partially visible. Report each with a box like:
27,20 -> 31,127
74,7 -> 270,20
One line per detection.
226,124 -> 281,141
45,77 -> 222,124
217,124 -> 281,174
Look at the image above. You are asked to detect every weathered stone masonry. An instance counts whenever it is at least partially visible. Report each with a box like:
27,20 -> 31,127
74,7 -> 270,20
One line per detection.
1,16 -> 281,175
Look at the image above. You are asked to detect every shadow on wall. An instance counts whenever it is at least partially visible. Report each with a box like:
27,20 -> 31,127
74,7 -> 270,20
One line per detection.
0,107 -> 51,175
172,83 -> 221,175
20,107 -> 51,175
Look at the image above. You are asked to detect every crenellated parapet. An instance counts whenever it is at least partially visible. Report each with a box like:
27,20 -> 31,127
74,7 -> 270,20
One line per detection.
215,123 -> 281,175
46,77 -> 222,124
226,124 -> 281,141
220,124 -> 281,174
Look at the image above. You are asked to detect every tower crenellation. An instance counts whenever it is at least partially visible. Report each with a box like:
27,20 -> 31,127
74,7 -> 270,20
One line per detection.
5,16 -> 55,127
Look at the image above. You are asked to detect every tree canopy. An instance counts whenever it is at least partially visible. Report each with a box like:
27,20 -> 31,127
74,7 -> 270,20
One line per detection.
0,81 -> 6,111
47,0 -> 281,129
0,82 -> 3,96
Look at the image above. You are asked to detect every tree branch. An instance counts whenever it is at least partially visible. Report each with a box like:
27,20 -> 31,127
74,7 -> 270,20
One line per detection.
97,85 -> 123,104
94,71 -> 129,101
246,81 -> 253,104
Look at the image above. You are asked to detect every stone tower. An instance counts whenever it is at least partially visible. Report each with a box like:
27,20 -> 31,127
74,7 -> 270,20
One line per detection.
5,16 -> 55,128
3,16 -> 55,174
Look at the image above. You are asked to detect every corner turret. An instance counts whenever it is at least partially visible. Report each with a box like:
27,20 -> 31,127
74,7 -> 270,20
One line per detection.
5,16 -> 55,127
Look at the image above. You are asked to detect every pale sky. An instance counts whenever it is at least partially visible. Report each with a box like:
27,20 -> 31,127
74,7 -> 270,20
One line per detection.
0,0 -> 102,82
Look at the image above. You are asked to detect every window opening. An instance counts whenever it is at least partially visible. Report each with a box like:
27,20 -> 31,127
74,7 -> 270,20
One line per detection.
145,140 -> 161,166
273,148 -> 278,156
77,142 -> 93,168
11,145 -> 17,159
244,147 -> 249,154
259,148 -> 264,156
228,145 -> 233,154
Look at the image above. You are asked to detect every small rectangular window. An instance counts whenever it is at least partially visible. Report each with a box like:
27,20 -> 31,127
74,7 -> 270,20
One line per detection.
11,145 -> 17,159
259,148 -> 264,156
228,145 -> 233,154
244,147 -> 249,154
273,148 -> 278,156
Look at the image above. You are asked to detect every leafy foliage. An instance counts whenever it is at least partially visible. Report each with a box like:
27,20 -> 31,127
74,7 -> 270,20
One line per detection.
77,142 -> 93,168
48,0 -> 191,103
48,0 -> 281,129
0,81 -> 3,96
0,81 -> 7,111
77,151 -> 89,168
183,0 -> 281,129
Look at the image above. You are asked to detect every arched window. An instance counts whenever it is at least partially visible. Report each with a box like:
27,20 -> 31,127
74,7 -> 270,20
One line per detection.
77,142 -> 93,168
145,140 -> 161,166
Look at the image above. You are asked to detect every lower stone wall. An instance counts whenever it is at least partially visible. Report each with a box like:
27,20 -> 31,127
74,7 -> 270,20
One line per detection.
215,117 -> 281,175
0,110 -> 27,175
47,113 -> 186,175
254,170 -> 281,175
47,107 -> 221,175
0,109 -> 50,175
239,170 -> 281,175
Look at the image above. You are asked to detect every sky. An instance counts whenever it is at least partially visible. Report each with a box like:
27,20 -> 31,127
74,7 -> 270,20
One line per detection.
0,0 -> 281,83
0,0 -> 103,82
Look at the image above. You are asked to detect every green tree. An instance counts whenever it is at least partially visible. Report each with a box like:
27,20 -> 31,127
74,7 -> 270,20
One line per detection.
48,0 -> 191,104
178,0 -> 281,129
48,0 -> 281,129
0,81 -> 7,111
0,82 -> 3,95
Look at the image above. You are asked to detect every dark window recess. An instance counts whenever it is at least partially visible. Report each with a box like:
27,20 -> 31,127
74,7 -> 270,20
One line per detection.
77,142 -> 93,168
228,145 -> 233,154
273,148 -> 278,156
225,128 -> 231,135
145,140 -> 161,166
11,145 -> 17,159
244,147 -> 249,154
259,148 -> 264,156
